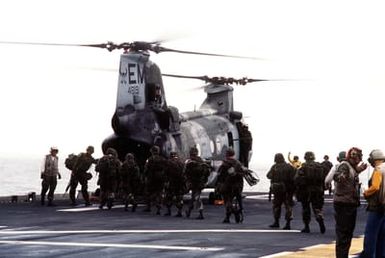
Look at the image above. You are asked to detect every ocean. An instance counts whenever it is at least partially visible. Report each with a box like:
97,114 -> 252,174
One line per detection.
0,157 -> 271,197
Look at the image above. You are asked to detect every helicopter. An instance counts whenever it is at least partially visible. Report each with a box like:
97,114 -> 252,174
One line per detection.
0,40 -> 263,187
95,41 -> 264,187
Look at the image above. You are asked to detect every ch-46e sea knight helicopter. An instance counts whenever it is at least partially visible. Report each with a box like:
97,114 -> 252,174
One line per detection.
95,41 -> 265,187
1,40 -> 263,187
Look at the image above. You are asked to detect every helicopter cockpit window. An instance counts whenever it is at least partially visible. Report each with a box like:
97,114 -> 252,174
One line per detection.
146,82 -> 156,102
146,82 -> 163,107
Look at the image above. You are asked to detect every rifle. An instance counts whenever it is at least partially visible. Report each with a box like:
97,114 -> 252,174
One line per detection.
62,179 -> 71,197
268,183 -> 272,202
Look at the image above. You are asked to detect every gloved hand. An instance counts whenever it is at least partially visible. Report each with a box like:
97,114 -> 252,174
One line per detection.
356,163 -> 368,173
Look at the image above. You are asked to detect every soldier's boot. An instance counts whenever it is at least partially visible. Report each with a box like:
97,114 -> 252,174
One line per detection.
84,194 -> 91,207
69,195 -> 77,206
131,203 -> 137,212
107,198 -> 113,210
99,200 -> 105,209
156,205 -> 161,215
164,207 -> 171,216
223,213 -> 231,223
234,210 -> 241,223
143,203 -> 151,212
185,208 -> 192,218
124,200 -> 129,211
283,220 -> 291,230
47,198 -> 56,207
175,209 -> 182,217
196,210 -> 204,220
269,219 -> 280,228
301,223 -> 310,233
239,209 -> 244,223
41,195 -> 45,206
317,218 -> 326,234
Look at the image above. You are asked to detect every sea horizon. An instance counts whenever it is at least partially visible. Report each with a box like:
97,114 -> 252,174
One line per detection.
0,156 -> 272,197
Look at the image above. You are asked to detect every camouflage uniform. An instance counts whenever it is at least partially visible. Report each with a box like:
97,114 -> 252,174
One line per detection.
120,153 -> 141,212
69,146 -> 96,206
266,153 -> 296,229
216,149 -> 245,223
295,151 -> 326,233
96,148 -> 121,209
143,146 -> 167,215
163,152 -> 186,217
184,147 -> 210,220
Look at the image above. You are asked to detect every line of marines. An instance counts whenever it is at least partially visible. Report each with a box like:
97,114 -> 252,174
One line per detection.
57,145 -> 248,223
267,151 -> 333,233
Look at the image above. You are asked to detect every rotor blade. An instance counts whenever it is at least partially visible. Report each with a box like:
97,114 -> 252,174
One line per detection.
0,40 -> 87,48
0,40 -> 121,51
156,46 -> 263,60
162,74 -> 209,82
163,74 -> 277,85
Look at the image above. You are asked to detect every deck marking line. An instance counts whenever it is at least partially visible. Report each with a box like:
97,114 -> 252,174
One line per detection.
0,240 -> 223,251
259,251 -> 294,258
0,229 -> 301,234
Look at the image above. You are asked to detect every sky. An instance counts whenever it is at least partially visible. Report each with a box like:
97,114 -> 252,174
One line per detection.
0,0 -> 385,171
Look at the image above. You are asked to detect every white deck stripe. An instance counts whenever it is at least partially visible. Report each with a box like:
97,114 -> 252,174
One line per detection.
0,240 -> 223,251
0,229 -> 300,234
259,251 -> 294,258
57,205 -> 125,212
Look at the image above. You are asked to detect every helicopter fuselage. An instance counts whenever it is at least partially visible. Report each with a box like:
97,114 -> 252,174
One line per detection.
102,50 -> 253,187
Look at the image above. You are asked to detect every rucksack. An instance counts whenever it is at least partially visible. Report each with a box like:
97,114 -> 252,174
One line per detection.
95,156 -> 112,174
65,153 -> 78,170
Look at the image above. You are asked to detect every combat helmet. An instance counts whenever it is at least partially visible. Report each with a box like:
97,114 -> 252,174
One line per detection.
125,153 -> 135,161
274,153 -> 285,163
106,147 -> 117,157
368,149 -> 385,166
150,145 -> 160,155
225,148 -> 235,158
189,146 -> 199,156
304,151 -> 315,161
87,145 -> 94,153
337,151 -> 346,162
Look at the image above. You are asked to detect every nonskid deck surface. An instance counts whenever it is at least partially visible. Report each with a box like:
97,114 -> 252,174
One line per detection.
0,192 -> 366,257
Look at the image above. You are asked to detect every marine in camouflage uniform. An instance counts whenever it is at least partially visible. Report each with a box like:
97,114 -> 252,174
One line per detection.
216,148 -> 245,223
163,151 -> 186,217
266,153 -> 296,229
69,146 -> 96,206
119,153 -> 141,212
96,148 -> 121,210
143,145 -> 167,215
184,146 -> 210,220
294,151 -> 326,233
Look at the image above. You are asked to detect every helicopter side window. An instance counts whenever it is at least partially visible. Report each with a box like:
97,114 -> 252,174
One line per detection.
146,82 -> 157,102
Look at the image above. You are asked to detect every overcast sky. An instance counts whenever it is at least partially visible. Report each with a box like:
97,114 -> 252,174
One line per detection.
0,0 -> 385,169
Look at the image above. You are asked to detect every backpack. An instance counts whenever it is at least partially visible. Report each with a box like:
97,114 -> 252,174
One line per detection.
65,153 -> 78,170
95,155 -> 112,174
